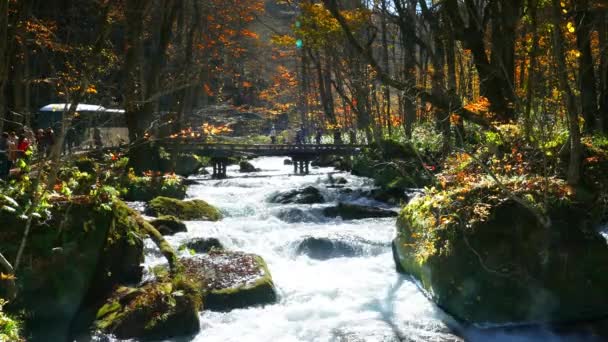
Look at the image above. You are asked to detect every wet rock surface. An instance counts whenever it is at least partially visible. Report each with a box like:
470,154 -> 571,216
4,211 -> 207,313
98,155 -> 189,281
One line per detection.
181,237 -> 224,253
323,203 -> 398,220
294,235 -> 388,260
239,160 -> 260,173
268,186 -> 325,204
274,207 -> 321,223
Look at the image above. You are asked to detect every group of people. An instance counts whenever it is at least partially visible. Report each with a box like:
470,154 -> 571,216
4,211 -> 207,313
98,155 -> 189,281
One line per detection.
0,127 -> 56,180
268,125 -> 358,146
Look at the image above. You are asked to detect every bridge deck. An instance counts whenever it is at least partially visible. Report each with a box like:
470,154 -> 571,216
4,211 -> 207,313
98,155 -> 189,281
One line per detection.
161,142 -> 364,157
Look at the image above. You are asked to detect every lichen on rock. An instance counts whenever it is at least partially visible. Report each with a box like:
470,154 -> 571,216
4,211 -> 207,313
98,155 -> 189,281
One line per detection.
182,251 -> 277,311
146,196 -> 222,221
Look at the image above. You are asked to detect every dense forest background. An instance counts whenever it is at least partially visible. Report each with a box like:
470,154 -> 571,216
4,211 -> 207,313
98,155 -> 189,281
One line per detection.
0,0 -> 607,185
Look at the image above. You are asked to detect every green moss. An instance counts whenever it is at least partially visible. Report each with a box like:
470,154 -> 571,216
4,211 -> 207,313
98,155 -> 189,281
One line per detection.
124,176 -> 187,201
393,182 -> 608,325
94,278 -> 202,340
0,197 -> 145,341
0,300 -> 23,342
147,197 -> 222,221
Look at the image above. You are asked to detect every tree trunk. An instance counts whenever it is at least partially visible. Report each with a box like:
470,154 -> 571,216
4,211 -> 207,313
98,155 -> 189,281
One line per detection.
598,8 -> 608,133
524,0 -> 539,139
446,23 -> 465,146
380,0 -> 392,136
551,0 -> 582,186
0,0 -> 8,133
575,0 -> 599,133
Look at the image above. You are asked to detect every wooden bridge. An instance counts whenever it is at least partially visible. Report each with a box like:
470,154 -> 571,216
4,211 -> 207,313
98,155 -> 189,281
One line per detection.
160,141 -> 364,177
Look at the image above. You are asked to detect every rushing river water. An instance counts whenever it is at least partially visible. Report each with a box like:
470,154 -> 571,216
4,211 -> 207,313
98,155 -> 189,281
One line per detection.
125,157 -> 603,342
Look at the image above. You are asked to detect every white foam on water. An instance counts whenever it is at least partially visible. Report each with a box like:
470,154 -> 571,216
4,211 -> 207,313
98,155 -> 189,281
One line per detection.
125,157 -> 597,342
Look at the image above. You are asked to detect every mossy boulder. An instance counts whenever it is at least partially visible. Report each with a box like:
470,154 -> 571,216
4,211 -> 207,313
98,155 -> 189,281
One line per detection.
393,192 -> 608,325
239,160 -> 259,173
149,216 -> 187,236
0,198 -> 144,341
323,203 -> 398,220
181,238 -> 224,254
94,278 -> 202,340
182,251 -> 277,311
146,196 -> 222,221
268,186 -> 324,204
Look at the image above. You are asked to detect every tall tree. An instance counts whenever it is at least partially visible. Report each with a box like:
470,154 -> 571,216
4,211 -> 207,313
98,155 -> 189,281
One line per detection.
574,0 -> 599,132
551,0 -> 582,185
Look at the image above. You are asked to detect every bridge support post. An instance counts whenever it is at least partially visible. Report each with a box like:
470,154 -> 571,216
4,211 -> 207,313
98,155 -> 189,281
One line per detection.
212,158 -> 227,179
291,157 -> 310,175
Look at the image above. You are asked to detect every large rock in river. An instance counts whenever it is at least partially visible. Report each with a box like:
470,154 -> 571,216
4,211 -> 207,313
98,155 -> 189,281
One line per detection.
146,196 -> 222,221
94,279 -> 202,340
0,198 -> 144,341
239,160 -> 259,173
181,237 -> 224,253
295,236 -> 387,260
268,186 -> 325,204
182,251 -> 277,311
323,203 -> 398,220
393,196 -> 608,325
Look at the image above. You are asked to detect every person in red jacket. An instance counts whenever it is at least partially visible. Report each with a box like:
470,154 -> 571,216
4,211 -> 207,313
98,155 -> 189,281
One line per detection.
17,134 -> 30,152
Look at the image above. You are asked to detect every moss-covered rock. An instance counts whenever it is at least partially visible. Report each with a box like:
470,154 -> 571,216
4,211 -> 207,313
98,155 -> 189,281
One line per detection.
393,188 -> 608,325
146,196 -> 222,221
94,277 -> 202,340
182,251 -> 277,311
268,186 -> 324,204
181,238 -> 224,254
0,198 -> 144,341
323,203 -> 398,220
149,216 -> 187,236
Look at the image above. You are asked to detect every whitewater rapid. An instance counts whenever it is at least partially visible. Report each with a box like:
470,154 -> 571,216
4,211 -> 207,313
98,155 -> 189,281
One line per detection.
133,157 -> 602,342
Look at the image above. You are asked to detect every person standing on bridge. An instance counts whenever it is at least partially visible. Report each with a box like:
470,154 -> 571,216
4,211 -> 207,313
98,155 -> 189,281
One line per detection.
315,128 -> 322,145
270,124 -> 277,144
93,127 -> 103,149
